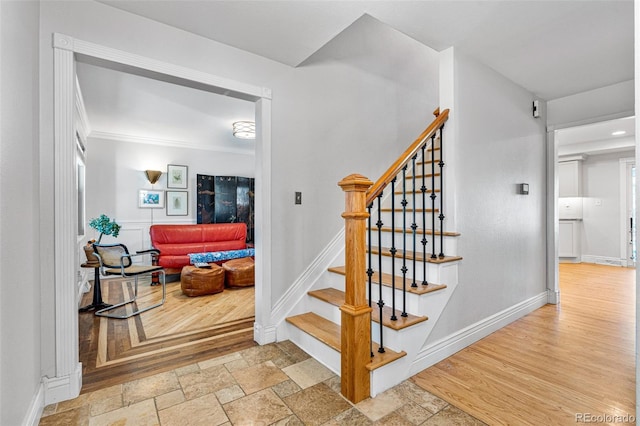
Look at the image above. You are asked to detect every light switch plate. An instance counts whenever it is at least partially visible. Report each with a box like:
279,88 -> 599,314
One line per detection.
295,192 -> 302,205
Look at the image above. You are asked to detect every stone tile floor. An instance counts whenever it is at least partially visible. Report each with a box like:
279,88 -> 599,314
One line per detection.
40,341 -> 486,425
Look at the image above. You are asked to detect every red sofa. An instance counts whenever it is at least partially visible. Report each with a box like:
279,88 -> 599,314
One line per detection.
150,223 -> 247,273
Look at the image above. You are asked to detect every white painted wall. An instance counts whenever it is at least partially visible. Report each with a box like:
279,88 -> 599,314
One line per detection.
428,49 -> 547,343
85,136 -> 256,251
0,1 -> 42,424
547,80 -> 634,127
580,151 -> 634,261
38,0 -> 439,376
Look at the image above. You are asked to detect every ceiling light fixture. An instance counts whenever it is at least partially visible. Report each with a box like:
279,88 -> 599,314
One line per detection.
612,130 -> 626,136
233,121 -> 255,139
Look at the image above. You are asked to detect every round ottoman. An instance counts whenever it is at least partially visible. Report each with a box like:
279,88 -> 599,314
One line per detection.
222,257 -> 255,287
180,264 -> 225,297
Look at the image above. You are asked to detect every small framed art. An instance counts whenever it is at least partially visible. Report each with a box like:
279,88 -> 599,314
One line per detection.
167,164 -> 188,189
138,189 -> 164,208
166,191 -> 188,216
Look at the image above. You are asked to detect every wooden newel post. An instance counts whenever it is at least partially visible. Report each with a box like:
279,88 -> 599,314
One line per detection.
338,173 -> 373,403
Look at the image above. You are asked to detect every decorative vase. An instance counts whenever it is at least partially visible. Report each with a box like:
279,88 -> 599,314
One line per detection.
83,245 -> 99,265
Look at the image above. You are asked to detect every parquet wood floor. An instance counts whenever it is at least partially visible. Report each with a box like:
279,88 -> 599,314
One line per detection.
79,276 -> 256,394
412,263 -> 635,425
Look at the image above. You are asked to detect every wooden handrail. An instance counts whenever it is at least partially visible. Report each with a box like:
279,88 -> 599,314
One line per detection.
366,109 -> 449,205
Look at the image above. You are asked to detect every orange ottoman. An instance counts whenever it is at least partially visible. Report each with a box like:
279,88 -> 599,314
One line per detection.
222,258 -> 255,287
180,264 -> 225,296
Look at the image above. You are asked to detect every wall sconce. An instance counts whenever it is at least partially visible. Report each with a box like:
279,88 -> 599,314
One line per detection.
145,170 -> 162,185
232,121 -> 255,139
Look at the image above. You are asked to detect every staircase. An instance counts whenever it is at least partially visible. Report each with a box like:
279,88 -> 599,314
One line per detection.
284,109 -> 461,402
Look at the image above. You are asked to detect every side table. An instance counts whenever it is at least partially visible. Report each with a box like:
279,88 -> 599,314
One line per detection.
79,261 -> 112,312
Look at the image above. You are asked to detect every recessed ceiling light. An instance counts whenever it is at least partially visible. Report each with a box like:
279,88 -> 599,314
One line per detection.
611,130 -> 626,136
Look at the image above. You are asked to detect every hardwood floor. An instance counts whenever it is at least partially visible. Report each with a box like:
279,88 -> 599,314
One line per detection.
412,263 -> 635,425
79,276 -> 256,394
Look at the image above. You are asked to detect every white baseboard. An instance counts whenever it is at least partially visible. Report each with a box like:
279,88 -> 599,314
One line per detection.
43,363 -> 82,406
547,288 -> 560,304
254,323 -> 277,345
270,229 -> 345,331
23,382 -> 45,426
581,255 -> 624,267
409,292 -> 548,376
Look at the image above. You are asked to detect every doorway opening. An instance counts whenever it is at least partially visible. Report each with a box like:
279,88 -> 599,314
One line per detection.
74,58 -> 260,392
555,116 -> 635,268
49,33 -> 273,404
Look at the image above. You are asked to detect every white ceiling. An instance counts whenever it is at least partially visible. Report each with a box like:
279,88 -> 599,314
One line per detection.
556,116 -> 636,157
98,0 -> 634,101
76,62 -> 256,154
80,1 -> 634,153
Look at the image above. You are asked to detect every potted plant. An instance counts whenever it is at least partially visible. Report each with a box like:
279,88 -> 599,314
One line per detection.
83,214 -> 121,263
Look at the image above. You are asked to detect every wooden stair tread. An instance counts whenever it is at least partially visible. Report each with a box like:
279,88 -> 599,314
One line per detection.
286,312 -> 340,351
372,227 -> 460,237
308,288 -> 428,330
369,246 -> 462,263
368,343 -> 407,371
308,288 -> 344,306
286,312 -> 406,370
405,173 -> 440,179
381,208 -> 438,213
328,266 -> 447,295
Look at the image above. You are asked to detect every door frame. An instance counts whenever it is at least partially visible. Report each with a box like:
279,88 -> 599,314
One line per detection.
546,112 -> 635,304
620,157 -> 636,267
47,33 -> 273,404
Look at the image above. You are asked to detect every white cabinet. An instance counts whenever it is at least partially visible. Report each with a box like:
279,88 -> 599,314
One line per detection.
558,160 -> 582,197
559,220 -> 580,258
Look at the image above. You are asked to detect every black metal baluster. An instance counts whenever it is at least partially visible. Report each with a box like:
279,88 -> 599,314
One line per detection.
421,143 -> 429,286
401,166 -> 408,318
411,155 -> 418,288
438,126 -> 445,258
376,193 -> 385,353
389,178 -> 397,321
430,134 -> 437,259
367,203 -> 374,358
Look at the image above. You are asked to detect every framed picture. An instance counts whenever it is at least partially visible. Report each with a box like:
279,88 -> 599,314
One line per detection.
138,189 -> 164,208
166,191 -> 188,216
167,164 -> 188,189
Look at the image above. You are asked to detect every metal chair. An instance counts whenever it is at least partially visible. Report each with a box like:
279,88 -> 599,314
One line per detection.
92,243 -> 166,319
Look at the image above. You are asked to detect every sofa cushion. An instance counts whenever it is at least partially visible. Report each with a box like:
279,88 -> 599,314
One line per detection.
150,223 -> 246,245
150,223 -> 247,270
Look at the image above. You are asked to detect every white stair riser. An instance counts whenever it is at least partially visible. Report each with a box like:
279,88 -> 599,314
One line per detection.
370,233 -> 457,256
370,357 -> 412,397
370,285 -> 427,314
372,212 -> 444,230
386,192 -> 442,209
307,295 -> 342,325
374,256 -> 451,283
371,320 -> 426,354
322,271 -> 347,291
286,323 -> 341,375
